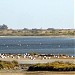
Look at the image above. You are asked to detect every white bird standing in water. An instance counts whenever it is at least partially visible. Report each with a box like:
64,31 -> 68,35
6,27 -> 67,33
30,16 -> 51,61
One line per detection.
40,43 -> 42,45
19,44 -> 21,46
58,45 -> 60,47
7,46 -> 8,47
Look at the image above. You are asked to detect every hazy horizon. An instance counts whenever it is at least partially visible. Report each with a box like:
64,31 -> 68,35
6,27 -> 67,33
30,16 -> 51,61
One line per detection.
0,0 -> 74,29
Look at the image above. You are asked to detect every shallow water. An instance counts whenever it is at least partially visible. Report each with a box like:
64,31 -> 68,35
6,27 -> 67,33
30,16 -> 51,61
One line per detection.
0,37 -> 75,56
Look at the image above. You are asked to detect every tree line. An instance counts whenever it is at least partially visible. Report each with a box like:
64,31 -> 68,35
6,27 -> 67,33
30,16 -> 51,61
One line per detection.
0,24 -> 8,30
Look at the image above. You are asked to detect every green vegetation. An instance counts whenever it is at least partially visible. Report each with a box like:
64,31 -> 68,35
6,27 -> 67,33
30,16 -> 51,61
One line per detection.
28,61 -> 75,71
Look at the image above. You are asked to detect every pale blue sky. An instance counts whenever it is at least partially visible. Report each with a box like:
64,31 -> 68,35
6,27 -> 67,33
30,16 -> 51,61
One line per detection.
0,0 -> 74,29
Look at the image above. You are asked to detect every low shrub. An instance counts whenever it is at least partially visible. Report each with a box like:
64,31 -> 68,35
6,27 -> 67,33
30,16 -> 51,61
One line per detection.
28,61 -> 75,71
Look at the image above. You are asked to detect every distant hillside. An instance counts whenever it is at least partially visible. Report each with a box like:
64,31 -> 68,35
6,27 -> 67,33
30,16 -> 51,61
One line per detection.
0,24 -> 75,36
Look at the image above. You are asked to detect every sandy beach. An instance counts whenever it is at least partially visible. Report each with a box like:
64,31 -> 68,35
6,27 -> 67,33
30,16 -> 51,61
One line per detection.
0,58 -> 75,64
0,71 -> 75,75
0,35 -> 75,38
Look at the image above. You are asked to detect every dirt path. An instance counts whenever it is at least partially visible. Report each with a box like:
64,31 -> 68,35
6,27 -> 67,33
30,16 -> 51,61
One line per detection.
0,71 -> 75,75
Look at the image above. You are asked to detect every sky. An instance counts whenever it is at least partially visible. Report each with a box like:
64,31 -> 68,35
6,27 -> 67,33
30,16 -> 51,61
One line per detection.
0,0 -> 74,29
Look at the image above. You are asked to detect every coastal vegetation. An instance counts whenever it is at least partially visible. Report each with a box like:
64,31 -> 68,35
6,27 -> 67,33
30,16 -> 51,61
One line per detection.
0,24 -> 75,36
0,60 -> 19,70
28,61 -> 75,71
0,60 -> 75,71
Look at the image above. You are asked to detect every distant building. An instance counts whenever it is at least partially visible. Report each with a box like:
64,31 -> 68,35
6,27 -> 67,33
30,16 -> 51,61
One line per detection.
23,28 -> 28,30
47,28 -> 54,30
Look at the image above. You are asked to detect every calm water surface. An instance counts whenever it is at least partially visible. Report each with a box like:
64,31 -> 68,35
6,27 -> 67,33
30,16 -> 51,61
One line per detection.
0,37 -> 75,56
